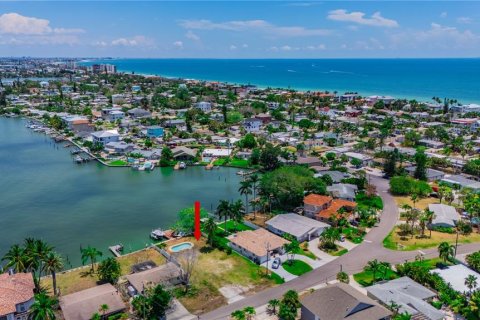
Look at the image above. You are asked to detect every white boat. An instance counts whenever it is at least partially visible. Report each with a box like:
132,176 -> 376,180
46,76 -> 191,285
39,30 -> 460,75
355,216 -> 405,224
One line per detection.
150,229 -> 165,240
179,162 -> 186,169
132,161 -> 155,171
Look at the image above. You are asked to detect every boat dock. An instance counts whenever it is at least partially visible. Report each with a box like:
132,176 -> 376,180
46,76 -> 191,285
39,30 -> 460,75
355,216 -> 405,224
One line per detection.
109,244 -> 123,257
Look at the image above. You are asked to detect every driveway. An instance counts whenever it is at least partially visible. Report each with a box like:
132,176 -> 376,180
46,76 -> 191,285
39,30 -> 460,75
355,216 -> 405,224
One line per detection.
201,175 -> 480,319
261,253 -> 323,282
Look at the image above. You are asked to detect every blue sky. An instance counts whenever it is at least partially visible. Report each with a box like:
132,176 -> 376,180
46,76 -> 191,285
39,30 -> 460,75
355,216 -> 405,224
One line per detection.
1,1 -> 480,58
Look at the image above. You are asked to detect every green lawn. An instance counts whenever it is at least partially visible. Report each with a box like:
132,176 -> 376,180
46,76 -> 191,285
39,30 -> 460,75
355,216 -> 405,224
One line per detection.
353,269 -> 399,287
108,160 -> 128,166
331,248 -> 348,256
220,220 -> 254,233
213,157 -> 250,168
282,260 -> 313,276
293,246 -> 317,260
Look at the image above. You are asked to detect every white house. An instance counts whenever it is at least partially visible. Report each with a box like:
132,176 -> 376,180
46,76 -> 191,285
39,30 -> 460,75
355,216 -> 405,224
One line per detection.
195,101 -> 212,113
428,204 -> 460,228
431,264 -> 480,294
243,118 -> 263,132
91,130 -> 120,145
266,213 -> 329,242
201,148 -> 232,162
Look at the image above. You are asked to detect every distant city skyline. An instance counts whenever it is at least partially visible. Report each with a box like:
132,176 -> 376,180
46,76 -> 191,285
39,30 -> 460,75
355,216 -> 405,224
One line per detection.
0,1 -> 479,58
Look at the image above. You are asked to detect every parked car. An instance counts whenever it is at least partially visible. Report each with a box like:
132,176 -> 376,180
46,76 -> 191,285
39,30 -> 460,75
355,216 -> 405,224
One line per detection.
272,258 -> 281,269
340,235 -> 346,242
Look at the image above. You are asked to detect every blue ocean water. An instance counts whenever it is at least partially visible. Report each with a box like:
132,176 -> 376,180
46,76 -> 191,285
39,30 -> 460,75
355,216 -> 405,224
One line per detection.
81,58 -> 480,103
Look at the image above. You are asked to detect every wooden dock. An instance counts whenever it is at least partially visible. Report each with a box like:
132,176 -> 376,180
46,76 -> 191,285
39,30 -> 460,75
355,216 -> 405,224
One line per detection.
109,245 -> 123,257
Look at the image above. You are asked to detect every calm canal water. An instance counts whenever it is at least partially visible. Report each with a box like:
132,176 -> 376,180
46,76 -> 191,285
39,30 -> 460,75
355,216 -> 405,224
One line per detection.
0,117 -> 242,267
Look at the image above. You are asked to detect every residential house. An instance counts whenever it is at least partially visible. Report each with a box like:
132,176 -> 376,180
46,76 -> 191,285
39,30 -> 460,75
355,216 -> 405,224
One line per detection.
327,183 -> 358,201
300,283 -> 392,320
428,204 -> 460,228
405,167 -> 445,182
296,156 -> 324,167
314,171 -> 349,183
146,125 -> 164,138
229,228 -> 289,264
125,262 -> 182,295
367,277 -> 444,320
431,264 -> 480,294
111,94 -> 125,104
201,148 -> 232,162
105,141 -> 134,155
243,118 -> 262,132
91,130 -> 120,145
127,108 -> 151,119
131,148 -> 162,160
171,146 -> 196,161
195,101 -> 212,113
164,119 -> 186,129
101,107 -> 124,121
345,152 -> 373,167
441,174 -> 480,192
266,213 -> 330,242
0,272 -> 35,320
303,194 -> 357,223
419,139 -> 445,150
60,284 -> 126,320
255,113 -> 272,124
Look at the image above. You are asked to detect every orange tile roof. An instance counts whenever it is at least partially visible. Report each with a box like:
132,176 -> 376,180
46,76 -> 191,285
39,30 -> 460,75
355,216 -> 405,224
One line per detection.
0,273 -> 34,315
317,199 -> 357,219
304,194 -> 332,207
72,119 -> 89,125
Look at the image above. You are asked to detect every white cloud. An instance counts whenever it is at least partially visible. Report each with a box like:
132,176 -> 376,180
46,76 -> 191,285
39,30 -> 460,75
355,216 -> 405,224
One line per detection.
306,44 -> 326,50
173,40 -> 183,48
242,44 -> 248,48
457,17 -> 473,24
179,19 -> 330,37
390,23 -> 479,49
0,13 -> 84,35
327,9 -> 399,28
229,45 -> 237,50
185,30 -> 200,41
110,36 -> 153,47
440,12 -> 448,18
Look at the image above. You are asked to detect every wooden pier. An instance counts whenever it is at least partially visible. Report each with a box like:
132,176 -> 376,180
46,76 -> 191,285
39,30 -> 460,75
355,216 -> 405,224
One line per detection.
109,245 -> 123,257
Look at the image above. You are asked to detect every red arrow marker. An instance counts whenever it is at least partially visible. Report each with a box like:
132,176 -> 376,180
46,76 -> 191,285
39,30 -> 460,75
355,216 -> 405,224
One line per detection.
194,201 -> 201,240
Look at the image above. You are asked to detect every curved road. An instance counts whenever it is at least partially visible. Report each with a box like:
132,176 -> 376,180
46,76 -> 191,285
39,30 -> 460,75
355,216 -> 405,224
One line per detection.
202,175 -> 480,319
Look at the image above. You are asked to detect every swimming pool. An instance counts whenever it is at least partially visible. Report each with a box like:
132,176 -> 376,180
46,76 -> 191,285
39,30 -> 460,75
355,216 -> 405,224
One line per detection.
169,242 -> 193,253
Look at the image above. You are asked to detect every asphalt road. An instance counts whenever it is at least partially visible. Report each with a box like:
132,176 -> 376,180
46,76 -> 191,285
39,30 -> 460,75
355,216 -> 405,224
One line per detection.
201,175 -> 480,319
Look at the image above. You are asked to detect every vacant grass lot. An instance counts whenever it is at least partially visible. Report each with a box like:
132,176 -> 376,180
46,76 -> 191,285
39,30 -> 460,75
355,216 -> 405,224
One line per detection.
282,260 -> 313,276
394,196 -> 439,210
383,226 -> 480,250
353,269 -> 399,287
176,237 -> 281,315
41,248 -> 165,295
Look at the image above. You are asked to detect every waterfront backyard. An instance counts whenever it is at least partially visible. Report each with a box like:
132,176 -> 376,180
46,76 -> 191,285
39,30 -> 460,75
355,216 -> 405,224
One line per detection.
0,117 -> 244,266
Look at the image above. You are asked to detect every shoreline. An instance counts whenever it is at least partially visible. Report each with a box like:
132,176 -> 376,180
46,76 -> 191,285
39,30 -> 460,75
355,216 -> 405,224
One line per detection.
78,58 -> 480,104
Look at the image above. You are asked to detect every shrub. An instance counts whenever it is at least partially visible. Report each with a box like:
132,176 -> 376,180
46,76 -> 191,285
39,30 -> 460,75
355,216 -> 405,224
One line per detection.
430,226 -> 455,234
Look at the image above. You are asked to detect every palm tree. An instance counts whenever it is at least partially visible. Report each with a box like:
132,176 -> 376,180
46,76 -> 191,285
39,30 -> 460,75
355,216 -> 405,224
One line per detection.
410,193 -> 418,209
438,242 -> 454,264
243,306 -> 256,320
43,252 -> 64,296
99,304 -> 109,319
29,292 -> 57,320
2,244 -> 26,273
204,218 -> 217,246
249,174 -> 260,218
231,200 -> 245,231
364,259 -> 381,284
423,209 -> 435,238
216,200 -> 231,234
80,246 -> 103,273
267,299 -> 280,315
465,275 -> 478,295
231,310 -> 246,320
379,261 -> 391,280
238,180 -> 252,216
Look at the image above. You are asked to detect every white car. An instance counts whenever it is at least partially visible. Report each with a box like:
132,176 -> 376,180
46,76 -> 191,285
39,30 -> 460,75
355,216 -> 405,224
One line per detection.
272,258 -> 281,269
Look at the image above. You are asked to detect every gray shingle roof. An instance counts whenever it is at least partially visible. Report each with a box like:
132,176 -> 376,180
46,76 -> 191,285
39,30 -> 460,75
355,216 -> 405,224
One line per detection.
301,283 -> 392,320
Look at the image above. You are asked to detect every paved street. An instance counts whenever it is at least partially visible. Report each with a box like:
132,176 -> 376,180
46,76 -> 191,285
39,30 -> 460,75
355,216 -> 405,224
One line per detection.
201,175 -> 480,319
